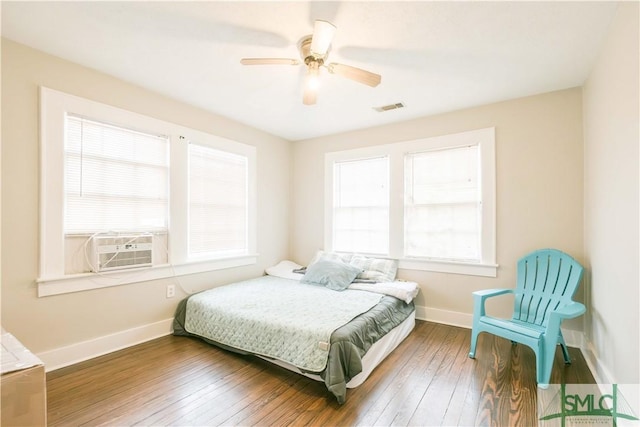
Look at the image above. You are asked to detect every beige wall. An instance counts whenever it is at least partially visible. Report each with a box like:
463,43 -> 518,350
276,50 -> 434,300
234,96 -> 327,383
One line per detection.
7,14 -> 632,369
583,2 -> 639,384
292,88 -> 585,329
0,39 -> 291,354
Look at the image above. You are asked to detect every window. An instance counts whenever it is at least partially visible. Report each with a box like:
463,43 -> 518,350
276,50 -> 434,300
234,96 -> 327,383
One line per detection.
325,128 -> 496,277
188,143 -> 248,258
405,145 -> 480,261
64,115 -> 169,234
332,157 -> 389,254
39,87 -> 257,296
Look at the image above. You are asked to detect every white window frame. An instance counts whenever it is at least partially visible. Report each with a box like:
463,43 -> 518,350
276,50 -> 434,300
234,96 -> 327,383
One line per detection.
325,128 -> 497,277
38,87 -> 257,296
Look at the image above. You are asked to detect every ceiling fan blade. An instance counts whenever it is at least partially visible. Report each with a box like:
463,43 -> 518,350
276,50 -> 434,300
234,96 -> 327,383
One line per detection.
240,58 -> 299,66
310,20 -> 336,56
327,63 -> 382,87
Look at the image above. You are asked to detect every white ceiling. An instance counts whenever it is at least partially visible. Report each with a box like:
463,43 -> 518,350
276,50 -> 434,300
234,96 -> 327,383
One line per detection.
1,1 -> 617,141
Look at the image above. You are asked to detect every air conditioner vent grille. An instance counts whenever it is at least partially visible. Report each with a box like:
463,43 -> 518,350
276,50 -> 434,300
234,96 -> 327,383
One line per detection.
91,234 -> 153,272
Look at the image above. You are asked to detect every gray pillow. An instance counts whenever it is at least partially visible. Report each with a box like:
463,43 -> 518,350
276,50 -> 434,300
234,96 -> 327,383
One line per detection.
301,260 -> 362,291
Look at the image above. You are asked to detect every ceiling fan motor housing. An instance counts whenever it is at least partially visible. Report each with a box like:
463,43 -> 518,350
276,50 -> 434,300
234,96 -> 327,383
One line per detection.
298,36 -> 327,66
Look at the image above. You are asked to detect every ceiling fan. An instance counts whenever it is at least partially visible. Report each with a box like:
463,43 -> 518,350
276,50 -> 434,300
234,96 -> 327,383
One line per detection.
240,20 -> 382,105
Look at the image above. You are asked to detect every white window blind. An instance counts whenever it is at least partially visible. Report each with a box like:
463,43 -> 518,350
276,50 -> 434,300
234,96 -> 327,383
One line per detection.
405,145 -> 481,261
188,143 -> 248,258
333,156 -> 389,255
64,115 -> 169,234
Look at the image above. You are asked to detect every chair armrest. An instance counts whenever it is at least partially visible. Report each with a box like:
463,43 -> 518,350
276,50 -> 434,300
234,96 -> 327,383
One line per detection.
550,302 -> 586,320
473,288 -> 514,299
545,302 -> 586,337
472,289 -> 514,318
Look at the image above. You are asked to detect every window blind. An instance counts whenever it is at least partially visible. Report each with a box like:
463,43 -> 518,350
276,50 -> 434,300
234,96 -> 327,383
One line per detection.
188,143 -> 248,258
333,156 -> 389,254
64,115 -> 169,234
405,145 -> 481,261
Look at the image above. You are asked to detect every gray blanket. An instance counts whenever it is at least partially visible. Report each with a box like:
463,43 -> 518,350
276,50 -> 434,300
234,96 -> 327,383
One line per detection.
173,280 -> 415,404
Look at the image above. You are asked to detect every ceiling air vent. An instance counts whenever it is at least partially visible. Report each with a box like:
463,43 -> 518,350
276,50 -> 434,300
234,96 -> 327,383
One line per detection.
373,102 -> 405,112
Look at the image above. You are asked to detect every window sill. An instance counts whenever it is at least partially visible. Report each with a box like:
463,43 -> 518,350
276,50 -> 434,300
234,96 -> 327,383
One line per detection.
399,258 -> 498,277
36,254 -> 259,297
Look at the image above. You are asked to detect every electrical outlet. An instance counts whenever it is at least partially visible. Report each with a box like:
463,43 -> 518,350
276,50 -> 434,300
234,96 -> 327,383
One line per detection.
166,284 -> 176,298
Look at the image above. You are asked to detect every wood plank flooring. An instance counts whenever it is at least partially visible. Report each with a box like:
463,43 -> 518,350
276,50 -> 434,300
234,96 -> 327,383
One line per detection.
46,321 -> 595,426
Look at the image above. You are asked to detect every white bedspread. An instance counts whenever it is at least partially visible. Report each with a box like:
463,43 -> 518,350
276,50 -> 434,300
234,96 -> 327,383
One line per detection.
348,281 -> 420,304
184,276 -> 382,372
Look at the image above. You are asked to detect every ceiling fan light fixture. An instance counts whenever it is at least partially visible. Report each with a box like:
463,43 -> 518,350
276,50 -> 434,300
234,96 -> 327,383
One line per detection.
310,20 -> 336,56
306,61 -> 321,91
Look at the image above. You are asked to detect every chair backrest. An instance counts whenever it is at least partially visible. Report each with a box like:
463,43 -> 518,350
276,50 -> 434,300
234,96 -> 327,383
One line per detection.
512,249 -> 584,327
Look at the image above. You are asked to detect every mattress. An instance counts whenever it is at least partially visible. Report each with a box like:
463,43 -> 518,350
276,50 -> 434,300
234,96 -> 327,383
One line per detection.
173,276 -> 415,403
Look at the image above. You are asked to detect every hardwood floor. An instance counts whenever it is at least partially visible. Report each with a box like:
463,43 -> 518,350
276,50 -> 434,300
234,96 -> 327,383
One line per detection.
46,321 -> 595,426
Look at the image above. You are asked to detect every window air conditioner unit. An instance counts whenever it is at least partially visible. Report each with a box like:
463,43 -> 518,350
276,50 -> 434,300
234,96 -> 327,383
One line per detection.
90,234 -> 153,272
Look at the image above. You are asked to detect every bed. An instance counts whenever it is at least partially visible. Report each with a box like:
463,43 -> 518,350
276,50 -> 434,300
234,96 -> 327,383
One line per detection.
173,256 -> 419,404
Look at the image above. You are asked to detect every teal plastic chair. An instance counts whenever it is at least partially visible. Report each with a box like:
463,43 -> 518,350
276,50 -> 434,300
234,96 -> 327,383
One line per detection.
468,249 -> 585,388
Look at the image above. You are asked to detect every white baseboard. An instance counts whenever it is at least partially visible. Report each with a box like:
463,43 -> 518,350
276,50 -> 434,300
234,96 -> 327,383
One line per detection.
560,328 -> 584,349
37,318 -> 174,372
580,337 -> 615,384
415,305 -> 473,329
414,304 -> 584,349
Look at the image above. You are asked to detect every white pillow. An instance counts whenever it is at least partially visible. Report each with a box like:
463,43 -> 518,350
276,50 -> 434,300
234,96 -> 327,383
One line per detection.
307,250 -> 352,266
309,251 -> 398,283
349,255 -> 398,282
265,260 -> 304,281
